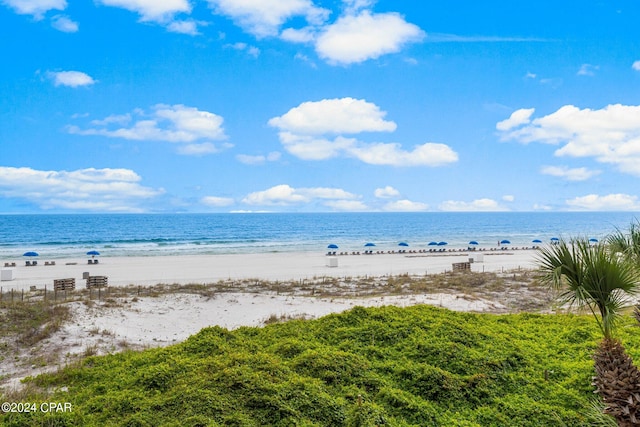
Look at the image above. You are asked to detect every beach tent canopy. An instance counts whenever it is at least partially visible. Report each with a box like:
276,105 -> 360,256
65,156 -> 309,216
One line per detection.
23,251 -> 39,257
500,240 -> 511,244
327,244 -> 338,249
87,250 -> 101,256
398,242 -> 409,247
468,241 -> 479,245
364,242 -> 376,247
428,241 -> 438,246
437,241 -> 448,246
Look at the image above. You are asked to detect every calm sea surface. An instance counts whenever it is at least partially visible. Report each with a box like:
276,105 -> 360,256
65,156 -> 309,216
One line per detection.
0,212 -> 637,259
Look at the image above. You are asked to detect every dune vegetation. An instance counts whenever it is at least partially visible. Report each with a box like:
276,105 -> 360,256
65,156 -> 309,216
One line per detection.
4,302 -> 639,426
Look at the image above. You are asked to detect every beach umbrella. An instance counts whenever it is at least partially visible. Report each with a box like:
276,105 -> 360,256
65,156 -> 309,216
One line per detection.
532,239 -> 542,243
364,242 -> 376,247
398,242 -> 409,247
437,241 -> 448,246
589,238 -> 599,243
23,251 -> 39,257
550,237 -> 560,241
86,250 -> 101,256
468,241 -> 479,245
428,241 -> 438,246
500,239 -> 511,245
327,244 -> 338,249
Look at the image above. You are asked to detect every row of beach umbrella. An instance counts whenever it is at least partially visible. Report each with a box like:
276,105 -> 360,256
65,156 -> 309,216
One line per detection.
22,250 -> 101,257
327,237 -> 600,250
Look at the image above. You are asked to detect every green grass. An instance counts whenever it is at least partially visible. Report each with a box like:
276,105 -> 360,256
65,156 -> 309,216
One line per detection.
4,304 -> 635,426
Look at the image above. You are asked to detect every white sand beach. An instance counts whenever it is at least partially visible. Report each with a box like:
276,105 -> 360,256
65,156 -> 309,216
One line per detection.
1,249 -> 538,290
0,249 -> 542,389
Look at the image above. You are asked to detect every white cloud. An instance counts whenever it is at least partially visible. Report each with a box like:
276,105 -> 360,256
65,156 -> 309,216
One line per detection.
495,108 -> 534,131
374,186 -> 400,198
280,27 -> 316,43
502,195 -> 515,202
497,104 -> 640,175
68,104 -> 230,155
541,165 -> 600,181
50,14 -> 78,32
565,194 -> 640,211
201,196 -> 234,207
48,70 -> 96,87
269,97 -> 397,135
315,10 -> 424,65
632,60 -> 640,71
0,166 -> 163,212
167,20 -> 199,35
96,0 -> 191,22
236,152 -> 281,165
242,184 -> 357,206
2,0 -> 65,19
577,63 -> 598,76
439,198 -> 507,212
347,142 -> 458,166
383,199 -> 429,212
269,98 -> 458,167
206,0 -> 329,38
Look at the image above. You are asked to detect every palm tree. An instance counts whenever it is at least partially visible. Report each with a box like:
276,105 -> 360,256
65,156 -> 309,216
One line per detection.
537,238 -> 640,425
608,220 -> 640,266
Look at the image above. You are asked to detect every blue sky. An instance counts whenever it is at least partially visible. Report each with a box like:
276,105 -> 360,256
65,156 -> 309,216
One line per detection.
1,0 -> 640,213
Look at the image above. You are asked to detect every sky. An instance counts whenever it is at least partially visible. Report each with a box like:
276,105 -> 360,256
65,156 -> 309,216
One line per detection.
1,0 -> 640,213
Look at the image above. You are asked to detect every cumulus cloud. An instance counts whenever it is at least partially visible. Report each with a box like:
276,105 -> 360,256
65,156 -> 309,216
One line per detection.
315,10 -> 424,65
374,186 -> 400,199
0,166 -> 163,212
632,61 -> 640,71
201,196 -> 234,207
48,71 -> 96,87
166,19 -> 200,35
497,104 -> 640,175
383,199 -> 429,212
439,198 -> 507,212
269,98 -> 458,166
206,0 -> 329,38
2,0 -> 65,19
67,104 -> 230,155
541,165 -> 600,181
269,97 -> 396,135
565,194 -> 640,211
502,195 -> 515,202
242,184 -> 358,206
224,42 -> 260,57
495,108 -> 534,131
50,14 -> 78,32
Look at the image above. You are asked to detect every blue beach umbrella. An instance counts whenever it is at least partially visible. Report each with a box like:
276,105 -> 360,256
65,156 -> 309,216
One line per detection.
500,240 -> 511,245
550,237 -> 560,242
23,251 -> 39,257
437,241 -> 448,246
364,242 -> 376,247
468,241 -> 479,245
589,238 -> 599,243
532,239 -> 542,243
398,242 -> 409,247
87,250 -> 101,256
327,244 -> 338,249
428,241 -> 438,246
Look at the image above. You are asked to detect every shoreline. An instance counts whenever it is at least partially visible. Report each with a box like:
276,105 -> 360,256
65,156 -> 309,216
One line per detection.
1,249 -> 539,290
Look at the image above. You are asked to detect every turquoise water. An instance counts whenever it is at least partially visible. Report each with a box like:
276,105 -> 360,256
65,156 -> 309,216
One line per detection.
0,212 -> 637,258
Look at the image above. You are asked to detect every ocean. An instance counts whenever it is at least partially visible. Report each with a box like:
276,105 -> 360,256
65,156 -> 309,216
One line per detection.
0,212 -> 637,259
